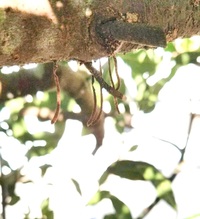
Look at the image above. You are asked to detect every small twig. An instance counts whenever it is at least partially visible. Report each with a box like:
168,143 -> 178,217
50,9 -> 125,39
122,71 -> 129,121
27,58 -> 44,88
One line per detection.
136,197 -> 160,219
136,113 -> 195,219
93,61 -> 104,123
51,61 -> 61,124
0,148 -> 6,219
108,57 -> 120,113
84,62 -> 125,100
108,57 -> 115,88
169,113 -> 195,181
87,61 -> 104,126
113,56 -> 120,90
87,76 -> 98,126
152,136 -> 182,153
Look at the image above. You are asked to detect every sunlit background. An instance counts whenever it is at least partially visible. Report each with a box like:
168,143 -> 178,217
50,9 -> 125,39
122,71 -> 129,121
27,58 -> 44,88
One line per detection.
1,36 -> 200,219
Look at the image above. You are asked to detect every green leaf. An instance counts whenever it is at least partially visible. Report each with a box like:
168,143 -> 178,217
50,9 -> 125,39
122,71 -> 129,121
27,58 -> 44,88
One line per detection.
99,170 -> 110,186
88,190 -> 110,205
129,145 -> 138,152
107,160 -> 155,181
9,194 -> 20,205
89,190 -> 132,219
41,198 -> 53,219
71,178 -> 82,195
40,164 -> 52,176
156,179 -> 176,209
109,194 -> 132,219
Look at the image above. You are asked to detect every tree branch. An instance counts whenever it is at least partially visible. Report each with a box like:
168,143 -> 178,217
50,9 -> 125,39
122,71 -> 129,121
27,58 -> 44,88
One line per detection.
0,0 -> 199,66
84,62 -> 125,100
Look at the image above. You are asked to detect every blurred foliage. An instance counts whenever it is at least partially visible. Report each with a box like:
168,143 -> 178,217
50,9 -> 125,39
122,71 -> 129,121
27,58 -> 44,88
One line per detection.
118,40 -> 200,113
41,199 -> 54,219
187,214 -> 200,219
89,190 -> 132,219
71,178 -> 82,195
0,37 -> 200,218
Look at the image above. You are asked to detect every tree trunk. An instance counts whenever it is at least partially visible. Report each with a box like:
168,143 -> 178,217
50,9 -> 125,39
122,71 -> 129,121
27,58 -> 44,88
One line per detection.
0,0 -> 199,66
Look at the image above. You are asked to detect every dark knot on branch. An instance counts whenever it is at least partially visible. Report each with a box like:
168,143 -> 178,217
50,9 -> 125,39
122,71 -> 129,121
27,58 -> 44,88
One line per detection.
94,16 -> 166,54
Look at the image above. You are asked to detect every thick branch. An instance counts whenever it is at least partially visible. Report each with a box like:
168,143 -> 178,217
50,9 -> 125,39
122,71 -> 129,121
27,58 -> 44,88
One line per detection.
0,0 -> 199,66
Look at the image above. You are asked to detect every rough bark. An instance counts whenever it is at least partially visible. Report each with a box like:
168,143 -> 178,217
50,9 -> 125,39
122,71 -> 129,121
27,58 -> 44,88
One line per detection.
0,0 -> 199,66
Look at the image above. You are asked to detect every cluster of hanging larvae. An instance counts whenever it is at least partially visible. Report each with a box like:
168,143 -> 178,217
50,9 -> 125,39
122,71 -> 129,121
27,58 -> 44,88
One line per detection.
51,56 -> 125,126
